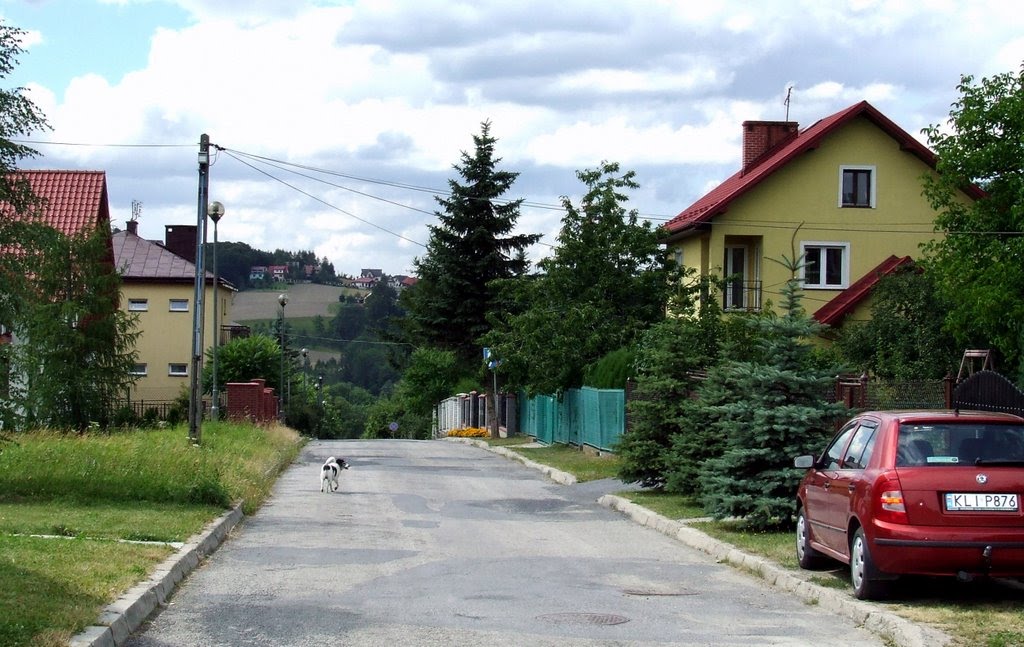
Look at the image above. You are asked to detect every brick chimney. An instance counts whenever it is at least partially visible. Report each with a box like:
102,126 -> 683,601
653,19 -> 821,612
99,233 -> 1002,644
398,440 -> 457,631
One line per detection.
165,225 -> 197,263
126,219 -> 139,235
742,120 -> 798,173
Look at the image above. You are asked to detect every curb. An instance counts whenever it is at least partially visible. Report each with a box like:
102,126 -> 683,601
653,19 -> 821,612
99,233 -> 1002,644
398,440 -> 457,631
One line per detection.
449,437 -> 951,647
68,503 -> 245,647
444,437 -> 577,485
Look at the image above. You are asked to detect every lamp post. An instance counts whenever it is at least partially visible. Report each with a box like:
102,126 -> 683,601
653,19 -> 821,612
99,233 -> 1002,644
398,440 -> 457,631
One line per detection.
277,293 -> 288,422
208,201 -> 225,421
301,348 -> 308,391
188,134 -> 210,445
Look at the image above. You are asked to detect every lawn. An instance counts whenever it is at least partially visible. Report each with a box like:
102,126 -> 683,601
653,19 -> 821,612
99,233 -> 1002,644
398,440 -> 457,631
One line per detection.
0,422 -> 303,647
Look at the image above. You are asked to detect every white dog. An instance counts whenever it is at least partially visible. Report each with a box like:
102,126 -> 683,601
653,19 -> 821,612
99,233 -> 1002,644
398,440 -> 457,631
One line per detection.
320,456 -> 349,493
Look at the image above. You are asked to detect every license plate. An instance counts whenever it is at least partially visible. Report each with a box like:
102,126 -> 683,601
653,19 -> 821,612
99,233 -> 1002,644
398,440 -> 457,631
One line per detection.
945,492 -> 1019,512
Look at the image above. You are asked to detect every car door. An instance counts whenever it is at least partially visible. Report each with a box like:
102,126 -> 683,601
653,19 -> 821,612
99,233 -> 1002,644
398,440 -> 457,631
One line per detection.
821,420 -> 879,558
802,421 -> 858,553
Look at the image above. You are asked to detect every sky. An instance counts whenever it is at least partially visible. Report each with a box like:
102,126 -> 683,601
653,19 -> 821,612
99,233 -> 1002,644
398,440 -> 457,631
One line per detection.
2,0 -> 1022,278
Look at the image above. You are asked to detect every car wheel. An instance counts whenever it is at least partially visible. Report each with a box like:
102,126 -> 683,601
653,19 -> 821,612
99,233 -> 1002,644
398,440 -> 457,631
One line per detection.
796,506 -> 828,569
850,527 -> 888,600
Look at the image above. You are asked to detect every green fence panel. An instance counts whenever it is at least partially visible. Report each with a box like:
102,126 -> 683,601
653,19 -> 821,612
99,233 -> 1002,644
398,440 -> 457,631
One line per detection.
518,387 -> 624,452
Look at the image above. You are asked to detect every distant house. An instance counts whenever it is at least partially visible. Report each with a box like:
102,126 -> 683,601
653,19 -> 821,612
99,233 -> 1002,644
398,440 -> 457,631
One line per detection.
350,275 -> 377,290
113,220 -> 238,402
361,268 -> 383,279
249,265 -> 267,281
662,100 -> 981,332
268,265 -> 288,282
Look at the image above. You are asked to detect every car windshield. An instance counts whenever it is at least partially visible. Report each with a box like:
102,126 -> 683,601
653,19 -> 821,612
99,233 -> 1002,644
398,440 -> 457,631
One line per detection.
896,422 -> 1024,466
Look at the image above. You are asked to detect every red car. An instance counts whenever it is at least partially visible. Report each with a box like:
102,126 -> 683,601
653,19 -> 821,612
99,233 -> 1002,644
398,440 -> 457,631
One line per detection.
794,410 -> 1024,599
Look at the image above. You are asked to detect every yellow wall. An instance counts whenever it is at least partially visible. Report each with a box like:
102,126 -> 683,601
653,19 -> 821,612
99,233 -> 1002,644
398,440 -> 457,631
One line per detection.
121,282 -> 233,402
672,115 -> 969,325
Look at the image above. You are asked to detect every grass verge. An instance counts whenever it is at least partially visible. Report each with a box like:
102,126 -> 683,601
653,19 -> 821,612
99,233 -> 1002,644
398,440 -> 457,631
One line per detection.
508,444 -> 621,482
0,421 -> 303,647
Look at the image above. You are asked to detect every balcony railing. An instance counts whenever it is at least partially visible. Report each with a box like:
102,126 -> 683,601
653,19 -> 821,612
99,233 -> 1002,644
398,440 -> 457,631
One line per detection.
723,280 -> 762,312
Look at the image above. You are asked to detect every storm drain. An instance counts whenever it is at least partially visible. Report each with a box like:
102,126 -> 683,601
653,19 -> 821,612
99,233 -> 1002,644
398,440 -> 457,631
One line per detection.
536,613 -> 630,626
622,588 -> 698,597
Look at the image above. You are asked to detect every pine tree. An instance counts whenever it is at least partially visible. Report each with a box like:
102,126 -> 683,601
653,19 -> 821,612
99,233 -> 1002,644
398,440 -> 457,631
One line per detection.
402,121 -> 539,365
699,256 -> 845,530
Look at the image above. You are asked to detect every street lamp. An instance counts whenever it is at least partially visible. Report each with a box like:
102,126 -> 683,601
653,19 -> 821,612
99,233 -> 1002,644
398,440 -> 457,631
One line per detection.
277,293 -> 288,422
208,201 -> 225,421
301,348 -> 308,392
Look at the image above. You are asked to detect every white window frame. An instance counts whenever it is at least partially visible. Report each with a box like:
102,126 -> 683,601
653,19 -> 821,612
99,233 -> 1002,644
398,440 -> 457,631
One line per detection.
800,241 -> 851,289
169,299 -> 189,312
838,165 -> 876,208
168,363 -> 188,377
128,298 -> 149,312
130,363 -> 148,376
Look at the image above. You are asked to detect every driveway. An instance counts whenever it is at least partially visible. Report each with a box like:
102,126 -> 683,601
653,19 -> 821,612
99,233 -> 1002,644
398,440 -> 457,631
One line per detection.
124,439 -> 885,646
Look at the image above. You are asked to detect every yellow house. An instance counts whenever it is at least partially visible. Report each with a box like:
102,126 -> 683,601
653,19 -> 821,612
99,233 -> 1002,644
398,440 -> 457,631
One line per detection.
112,221 -> 237,403
662,101 -> 982,331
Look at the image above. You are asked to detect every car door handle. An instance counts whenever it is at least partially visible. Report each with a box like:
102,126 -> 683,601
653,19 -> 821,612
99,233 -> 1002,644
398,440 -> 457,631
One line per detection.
848,484 -> 856,493
823,481 -> 831,490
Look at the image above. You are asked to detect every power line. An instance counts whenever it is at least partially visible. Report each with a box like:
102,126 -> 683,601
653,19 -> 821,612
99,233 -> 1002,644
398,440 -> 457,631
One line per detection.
221,150 -> 427,248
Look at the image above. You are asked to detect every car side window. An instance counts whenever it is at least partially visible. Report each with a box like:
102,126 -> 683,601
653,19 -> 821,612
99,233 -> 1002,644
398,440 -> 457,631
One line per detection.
842,424 -> 878,470
823,424 -> 858,470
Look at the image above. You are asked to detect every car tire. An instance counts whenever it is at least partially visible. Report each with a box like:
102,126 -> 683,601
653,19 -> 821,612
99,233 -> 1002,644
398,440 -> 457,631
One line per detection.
796,506 -> 828,569
850,527 -> 889,600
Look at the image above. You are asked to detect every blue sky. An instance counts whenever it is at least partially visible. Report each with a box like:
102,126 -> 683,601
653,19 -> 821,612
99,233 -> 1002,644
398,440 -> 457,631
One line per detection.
1,0 -> 1023,277
4,1 -> 189,91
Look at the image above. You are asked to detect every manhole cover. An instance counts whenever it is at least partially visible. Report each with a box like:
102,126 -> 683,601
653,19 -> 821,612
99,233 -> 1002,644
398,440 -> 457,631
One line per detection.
536,613 -> 630,626
622,588 -> 698,597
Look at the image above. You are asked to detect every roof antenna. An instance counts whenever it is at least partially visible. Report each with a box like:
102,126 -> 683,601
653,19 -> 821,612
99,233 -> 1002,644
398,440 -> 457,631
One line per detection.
130,199 -> 142,223
784,86 -> 793,122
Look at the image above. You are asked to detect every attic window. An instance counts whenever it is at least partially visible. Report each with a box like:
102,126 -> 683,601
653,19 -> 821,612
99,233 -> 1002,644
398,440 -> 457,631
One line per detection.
169,299 -> 189,312
128,299 -> 148,312
839,166 -> 875,208
168,363 -> 188,377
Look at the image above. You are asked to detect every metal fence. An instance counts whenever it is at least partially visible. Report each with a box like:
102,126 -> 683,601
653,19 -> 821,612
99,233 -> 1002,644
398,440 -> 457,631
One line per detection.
519,387 -> 625,452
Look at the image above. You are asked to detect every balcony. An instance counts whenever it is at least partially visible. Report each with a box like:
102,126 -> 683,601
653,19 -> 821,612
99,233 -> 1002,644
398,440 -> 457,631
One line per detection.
723,280 -> 762,312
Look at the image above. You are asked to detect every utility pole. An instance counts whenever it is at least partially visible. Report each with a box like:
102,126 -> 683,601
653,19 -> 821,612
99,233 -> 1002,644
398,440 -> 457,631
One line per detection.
188,134 -> 210,445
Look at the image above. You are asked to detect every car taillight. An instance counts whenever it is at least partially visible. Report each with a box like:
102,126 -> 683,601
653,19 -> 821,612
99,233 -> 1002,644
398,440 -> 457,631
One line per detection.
876,472 -> 908,524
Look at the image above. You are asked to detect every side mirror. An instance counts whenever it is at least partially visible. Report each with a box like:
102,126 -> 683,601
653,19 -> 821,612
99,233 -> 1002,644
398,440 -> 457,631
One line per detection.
794,455 -> 815,469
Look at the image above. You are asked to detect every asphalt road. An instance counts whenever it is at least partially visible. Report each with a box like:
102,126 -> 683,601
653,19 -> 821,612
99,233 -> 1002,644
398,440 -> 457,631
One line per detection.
124,439 -> 885,646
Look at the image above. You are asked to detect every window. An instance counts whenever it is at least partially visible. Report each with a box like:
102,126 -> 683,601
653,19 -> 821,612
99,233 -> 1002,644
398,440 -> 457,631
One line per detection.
168,363 -> 188,377
839,166 -> 875,208
842,423 -> 878,470
130,363 -> 148,376
801,242 -> 849,289
128,299 -> 148,312
169,299 -> 189,312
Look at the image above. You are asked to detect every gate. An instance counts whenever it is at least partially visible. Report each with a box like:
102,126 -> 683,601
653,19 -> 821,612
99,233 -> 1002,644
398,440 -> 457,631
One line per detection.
952,370 -> 1024,417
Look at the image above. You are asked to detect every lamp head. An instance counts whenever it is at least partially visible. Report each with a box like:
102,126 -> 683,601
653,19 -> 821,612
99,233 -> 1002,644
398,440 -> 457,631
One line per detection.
278,293 -> 288,307
208,201 -> 225,223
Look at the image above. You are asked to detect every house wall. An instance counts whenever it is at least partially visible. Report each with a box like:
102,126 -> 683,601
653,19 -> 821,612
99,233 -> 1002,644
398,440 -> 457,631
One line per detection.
674,115 -> 970,325
122,282 -> 232,402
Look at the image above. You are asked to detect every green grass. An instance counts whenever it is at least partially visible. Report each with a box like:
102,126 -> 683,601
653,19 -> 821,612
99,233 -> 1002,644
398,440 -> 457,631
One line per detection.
509,444 -> 621,482
481,436 -> 533,447
0,422 -> 303,647
618,490 -> 707,520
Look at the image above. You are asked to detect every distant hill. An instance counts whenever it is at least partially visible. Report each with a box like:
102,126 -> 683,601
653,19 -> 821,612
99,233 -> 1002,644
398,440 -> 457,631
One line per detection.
231,283 -> 351,322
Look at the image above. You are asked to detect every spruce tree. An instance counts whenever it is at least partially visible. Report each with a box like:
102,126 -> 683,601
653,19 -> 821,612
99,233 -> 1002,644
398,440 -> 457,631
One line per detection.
699,256 -> 845,530
402,121 -> 539,365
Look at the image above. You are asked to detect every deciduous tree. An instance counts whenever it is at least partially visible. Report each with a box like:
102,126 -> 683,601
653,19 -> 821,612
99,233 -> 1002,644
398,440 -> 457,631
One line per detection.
921,63 -> 1024,381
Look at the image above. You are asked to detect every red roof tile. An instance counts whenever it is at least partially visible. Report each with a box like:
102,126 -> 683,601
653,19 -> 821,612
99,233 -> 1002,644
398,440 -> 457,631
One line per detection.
5,170 -> 111,236
813,255 -> 914,326
664,101 -> 981,236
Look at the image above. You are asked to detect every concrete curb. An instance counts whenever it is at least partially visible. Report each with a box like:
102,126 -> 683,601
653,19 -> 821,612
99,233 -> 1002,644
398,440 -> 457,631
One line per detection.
444,437 -> 578,485
448,437 -> 950,647
68,503 -> 245,647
